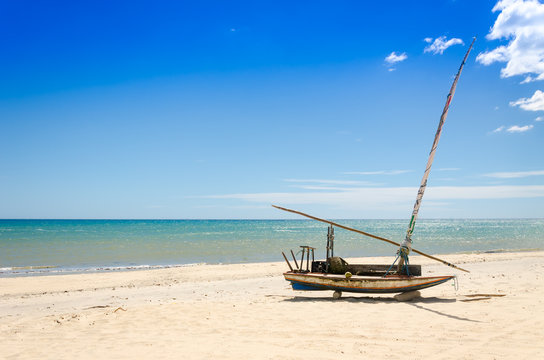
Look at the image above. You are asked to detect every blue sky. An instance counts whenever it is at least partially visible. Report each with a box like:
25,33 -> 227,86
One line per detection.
1,0 -> 543,219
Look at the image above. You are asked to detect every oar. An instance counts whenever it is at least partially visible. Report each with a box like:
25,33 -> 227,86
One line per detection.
272,205 -> 470,273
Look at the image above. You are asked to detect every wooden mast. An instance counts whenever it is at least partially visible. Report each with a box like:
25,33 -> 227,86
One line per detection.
273,39 -> 476,275
398,37 -> 476,270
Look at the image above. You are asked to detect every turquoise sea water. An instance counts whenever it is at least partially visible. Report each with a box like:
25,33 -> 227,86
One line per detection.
1,219 -> 543,276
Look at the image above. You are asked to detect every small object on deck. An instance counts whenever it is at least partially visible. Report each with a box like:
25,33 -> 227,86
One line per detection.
328,256 -> 348,274
333,290 -> 342,300
345,272 -> 352,279
394,290 -> 421,302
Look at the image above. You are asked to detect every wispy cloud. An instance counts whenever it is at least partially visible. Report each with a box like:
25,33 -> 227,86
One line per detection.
476,0 -> 544,83
288,185 -> 359,191
385,52 -> 408,64
424,36 -> 464,55
507,125 -> 534,133
536,116 -> 543,122
438,168 -> 460,171
204,185 -> 544,208
283,178 -> 380,190
434,178 -> 456,182
484,170 -> 544,178
344,170 -> 412,176
510,90 -> 544,111
284,179 -> 368,185
384,52 -> 407,72
493,126 -> 505,133
492,124 -> 534,133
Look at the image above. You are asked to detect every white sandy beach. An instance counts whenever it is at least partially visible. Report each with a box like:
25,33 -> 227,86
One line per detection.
1,251 -> 543,359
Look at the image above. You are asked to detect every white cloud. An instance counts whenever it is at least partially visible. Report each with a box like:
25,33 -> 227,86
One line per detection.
284,179 -> 370,186
536,116 -> 543,121
204,185 -> 544,208
493,126 -> 506,132
507,124 -> 534,132
385,52 -> 408,64
477,45 -> 510,66
424,36 -> 464,55
484,170 -> 544,178
438,168 -> 461,171
492,124 -> 534,133
344,170 -> 411,176
510,90 -> 544,111
290,185 -> 365,191
476,0 -> 544,82
283,179 -> 380,190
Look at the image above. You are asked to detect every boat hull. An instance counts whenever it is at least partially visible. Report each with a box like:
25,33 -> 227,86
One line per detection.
284,272 -> 454,294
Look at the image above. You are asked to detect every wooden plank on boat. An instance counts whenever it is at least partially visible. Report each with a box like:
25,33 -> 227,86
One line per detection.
345,264 -> 421,276
312,259 -> 422,276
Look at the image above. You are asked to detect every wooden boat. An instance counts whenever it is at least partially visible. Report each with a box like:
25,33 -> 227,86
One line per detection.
277,38 -> 476,298
279,225 -> 460,297
285,272 -> 454,294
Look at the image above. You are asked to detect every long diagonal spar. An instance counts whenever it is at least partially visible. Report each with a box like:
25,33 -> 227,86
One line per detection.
272,205 -> 469,273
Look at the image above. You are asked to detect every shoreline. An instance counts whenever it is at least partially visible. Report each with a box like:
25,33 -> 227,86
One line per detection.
1,247 -> 542,278
1,250 -> 543,358
3,219 -> 543,277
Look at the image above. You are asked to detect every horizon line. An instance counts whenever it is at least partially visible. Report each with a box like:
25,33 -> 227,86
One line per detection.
1,217 -> 543,221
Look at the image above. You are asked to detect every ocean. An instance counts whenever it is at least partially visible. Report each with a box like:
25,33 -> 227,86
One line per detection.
1,219 -> 542,277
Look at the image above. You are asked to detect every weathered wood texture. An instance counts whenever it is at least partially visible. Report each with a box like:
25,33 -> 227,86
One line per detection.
310,260 -> 421,276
